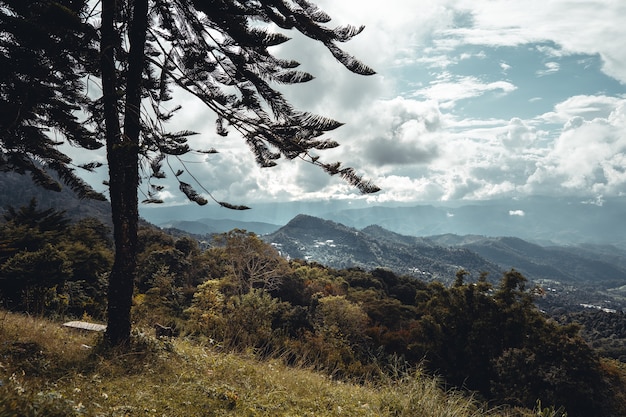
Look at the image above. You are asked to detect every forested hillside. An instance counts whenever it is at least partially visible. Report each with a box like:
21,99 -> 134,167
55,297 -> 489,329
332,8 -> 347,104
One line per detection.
0,171 -> 111,225
262,215 -> 626,310
2,202 -> 626,416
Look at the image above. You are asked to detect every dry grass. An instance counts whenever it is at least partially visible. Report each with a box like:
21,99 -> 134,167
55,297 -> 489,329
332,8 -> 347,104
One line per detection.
0,310 -> 99,376
0,311 -> 544,417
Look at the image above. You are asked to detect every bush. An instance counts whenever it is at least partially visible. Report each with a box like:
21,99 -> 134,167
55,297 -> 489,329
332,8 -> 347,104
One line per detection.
186,283 -> 282,352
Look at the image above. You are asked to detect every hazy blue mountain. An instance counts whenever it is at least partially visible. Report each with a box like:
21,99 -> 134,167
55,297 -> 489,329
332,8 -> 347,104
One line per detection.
565,243 -> 626,270
141,196 -> 626,247
159,218 -> 280,235
324,197 -> 626,247
426,235 -> 626,289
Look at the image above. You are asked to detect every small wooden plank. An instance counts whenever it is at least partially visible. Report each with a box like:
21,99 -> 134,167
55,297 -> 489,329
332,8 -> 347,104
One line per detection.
63,321 -> 107,332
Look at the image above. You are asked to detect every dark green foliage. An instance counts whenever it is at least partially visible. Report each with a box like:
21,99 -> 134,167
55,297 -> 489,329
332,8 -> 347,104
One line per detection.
556,308 -> 626,362
0,200 -> 112,316
401,270 -> 611,416
212,229 -> 291,295
133,226 -> 210,326
2,198 -> 70,234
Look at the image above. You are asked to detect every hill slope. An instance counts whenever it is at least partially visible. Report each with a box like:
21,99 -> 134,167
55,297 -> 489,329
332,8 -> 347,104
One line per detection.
425,235 -> 626,289
0,171 -> 111,224
0,311 -> 525,417
264,214 -> 502,283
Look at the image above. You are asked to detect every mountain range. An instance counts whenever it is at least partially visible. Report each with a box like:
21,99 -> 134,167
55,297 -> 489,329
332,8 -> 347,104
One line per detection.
159,218 -> 280,235
2,170 -> 626,310
261,214 -> 626,311
141,196 -> 626,248
156,211 -> 626,307
323,197 -> 626,247
263,214 -> 501,281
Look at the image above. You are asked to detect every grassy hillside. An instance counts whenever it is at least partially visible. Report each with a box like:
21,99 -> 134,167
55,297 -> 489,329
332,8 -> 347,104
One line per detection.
0,311 -> 556,417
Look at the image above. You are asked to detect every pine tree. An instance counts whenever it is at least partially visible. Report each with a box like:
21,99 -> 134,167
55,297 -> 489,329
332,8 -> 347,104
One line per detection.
1,0 -> 378,346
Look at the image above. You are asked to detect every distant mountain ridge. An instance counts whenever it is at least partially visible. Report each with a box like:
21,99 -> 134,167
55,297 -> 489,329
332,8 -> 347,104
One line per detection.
263,214 -> 503,283
263,214 -> 626,310
325,197 -> 626,247
429,235 -> 626,289
159,218 -> 280,235
141,196 -> 626,247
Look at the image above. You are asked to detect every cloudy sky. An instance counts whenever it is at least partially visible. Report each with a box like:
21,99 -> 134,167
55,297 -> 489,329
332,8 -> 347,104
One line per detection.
78,0 -> 626,210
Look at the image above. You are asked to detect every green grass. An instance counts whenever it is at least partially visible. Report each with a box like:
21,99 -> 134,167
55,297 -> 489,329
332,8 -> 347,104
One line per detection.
0,311 -> 545,417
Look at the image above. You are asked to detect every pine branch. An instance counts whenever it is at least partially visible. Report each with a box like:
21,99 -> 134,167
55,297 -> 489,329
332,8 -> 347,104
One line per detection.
78,162 -> 103,171
218,202 -> 251,210
293,0 -> 331,23
47,160 -> 107,200
273,70 -> 315,84
295,112 -> 344,131
142,0 -> 380,203
332,24 -> 366,42
324,42 -> 376,76
179,181 -> 208,205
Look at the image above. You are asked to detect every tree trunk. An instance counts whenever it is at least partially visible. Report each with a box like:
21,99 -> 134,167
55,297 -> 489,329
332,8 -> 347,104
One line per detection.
101,0 -> 148,346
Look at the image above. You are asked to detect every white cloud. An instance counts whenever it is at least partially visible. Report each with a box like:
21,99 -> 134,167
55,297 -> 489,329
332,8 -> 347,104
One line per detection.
365,175 -> 447,203
450,0 -> 626,83
437,27 -> 534,48
412,73 -> 517,108
339,97 -> 445,169
540,95 -> 624,124
509,210 -> 525,216
499,118 -> 538,150
526,97 -> 626,195
536,62 -> 560,77
582,195 -> 605,206
362,92 -> 626,203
